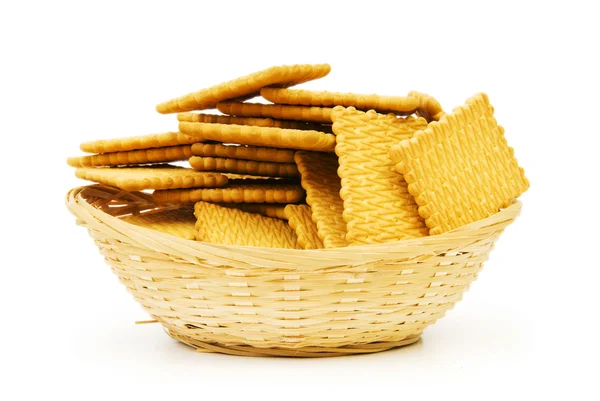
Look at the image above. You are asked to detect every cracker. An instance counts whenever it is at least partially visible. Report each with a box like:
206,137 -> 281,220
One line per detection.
179,121 -> 336,152
80,132 -> 198,154
294,151 -> 348,248
331,107 -> 429,245
389,93 -> 529,235
153,179 -> 305,204
194,202 -> 301,249
189,156 -> 299,178
68,145 -> 193,167
222,174 -> 291,181
409,91 -> 445,122
191,142 -> 295,163
157,63 -> 331,113
177,112 -> 331,132
122,207 -> 196,240
75,165 -> 228,191
221,203 -> 288,220
260,88 -> 420,115
217,102 -> 333,124
284,205 -> 324,250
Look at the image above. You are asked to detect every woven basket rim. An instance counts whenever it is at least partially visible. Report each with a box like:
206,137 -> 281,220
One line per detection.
66,185 -> 521,270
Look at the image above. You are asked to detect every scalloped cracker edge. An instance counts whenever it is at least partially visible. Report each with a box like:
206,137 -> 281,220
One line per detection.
157,63 -> 331,113
189,156 -> 299,178
217,102 -> 333,124
294,151 -> 348,248
179,121 -> 335,152
153,179 -> 305,204
80,132 -> 198,153
285,205 -> 324,249
191,143 -> 295,163
75,165 -> 228,191
68,145 -> 193,167
261,88 -> 419,115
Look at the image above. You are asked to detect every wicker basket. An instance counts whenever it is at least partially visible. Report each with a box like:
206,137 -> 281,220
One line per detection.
66,185 -> 522,357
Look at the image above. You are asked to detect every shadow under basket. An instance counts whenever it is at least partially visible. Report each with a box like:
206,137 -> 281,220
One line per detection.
66,185 -> 522,357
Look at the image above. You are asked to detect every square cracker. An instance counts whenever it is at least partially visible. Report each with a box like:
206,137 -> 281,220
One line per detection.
191,142 -> 296,164
217,102 -> 333,124
331,107 -> 429,245
80,132 -> 198,153
260,87 -> 420,115
284,205 -> 324,250
157,63 -> 331,113
389,93 -> 529,235
179,121 -> 335,152
409,91 -> 445,122
294,151 -> 348,248
189,156 -> 299,178
68,145 -> 193,167
153,179 -> 305,204
194,202 -> 301,249
177,113 -> 330,132
75,165 -> 228,191
220,203 -> 288,220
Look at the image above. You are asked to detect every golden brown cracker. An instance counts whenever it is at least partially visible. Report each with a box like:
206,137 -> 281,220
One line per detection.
331,107 -> 429,245
189,156 -> 299,178
153,179 -> 305,204
191,142 -> 295,163
222,174 -> 293,181
179,121 -> 336,152
221,203 -> 288,220
75,165 -> 228,191
80,132 -> 198,154
294,151 -> 348,248
122,207 -> 196,240
67,145 -> 193,167
157,63 -> 331,113
389,93 -> 529,235
194,202 -> 301,249
410,91 -> 445,122
217,102 -> 333,124
178,113 -> 277,126
260,88 -> 419,115
284,205 -> 324,250
177,112 -> 331,132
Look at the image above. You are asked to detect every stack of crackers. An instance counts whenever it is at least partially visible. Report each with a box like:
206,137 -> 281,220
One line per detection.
68,63 -> 529,249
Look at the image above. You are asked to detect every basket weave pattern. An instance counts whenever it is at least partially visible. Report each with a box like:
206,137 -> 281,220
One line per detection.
67,185 -> 521,357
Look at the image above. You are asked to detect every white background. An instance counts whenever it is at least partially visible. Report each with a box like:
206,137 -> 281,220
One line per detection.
1,1 -> 599,400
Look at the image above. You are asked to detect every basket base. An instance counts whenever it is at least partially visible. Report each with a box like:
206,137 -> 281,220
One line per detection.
167,330 -> 422,358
